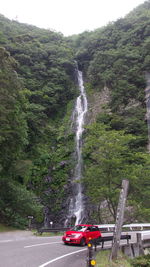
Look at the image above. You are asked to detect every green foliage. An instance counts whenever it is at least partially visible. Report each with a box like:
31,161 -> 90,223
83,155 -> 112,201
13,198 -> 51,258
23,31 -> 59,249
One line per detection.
96,250 -> 132,267
72,1 -> 150,110
131,254 -> 150,267
83,122 -> 150,221
0,178 -> 43,228
0,47 -> 28,176
67,1 -> 150,222
97,106 -> 148,149
0,224 -> 17,232
0,0 -> 150,227
0,15 -> 76,227
29,105 -> 75,218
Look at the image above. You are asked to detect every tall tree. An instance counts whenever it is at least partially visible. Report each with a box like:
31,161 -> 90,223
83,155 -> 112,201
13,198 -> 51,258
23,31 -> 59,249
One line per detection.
83,123 -> 150,222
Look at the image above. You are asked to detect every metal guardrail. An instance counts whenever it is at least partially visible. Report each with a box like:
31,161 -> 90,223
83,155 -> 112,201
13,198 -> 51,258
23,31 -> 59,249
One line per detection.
37,223 -> 150,234
143,239 -> 150,248
86,235 -> 131,266
101,235 -> 131,249
86,232 -> 150,265
96,223 -> 150,232
37,227 -> 70,234
122,232 -> 150,258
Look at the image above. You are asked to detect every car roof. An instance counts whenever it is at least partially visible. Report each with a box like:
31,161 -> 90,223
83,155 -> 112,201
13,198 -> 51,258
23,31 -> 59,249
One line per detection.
76,224 -> 98,227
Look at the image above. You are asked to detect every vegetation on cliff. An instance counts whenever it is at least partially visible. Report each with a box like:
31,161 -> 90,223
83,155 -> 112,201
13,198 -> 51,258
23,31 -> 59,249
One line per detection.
0,16 -> 76,227
0,0 -> 150,227
70,0 -> 150,222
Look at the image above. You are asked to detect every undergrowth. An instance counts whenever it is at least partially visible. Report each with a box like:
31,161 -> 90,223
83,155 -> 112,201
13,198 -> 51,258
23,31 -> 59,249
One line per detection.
96,250 -> 132,267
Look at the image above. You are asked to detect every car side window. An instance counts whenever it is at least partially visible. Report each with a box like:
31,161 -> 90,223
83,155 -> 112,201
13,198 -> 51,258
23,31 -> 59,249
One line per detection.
91,226 -> 99,231
87,227 -> 92,231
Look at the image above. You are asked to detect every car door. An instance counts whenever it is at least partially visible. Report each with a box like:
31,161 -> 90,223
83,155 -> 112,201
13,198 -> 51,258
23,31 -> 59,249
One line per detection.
85,226 -> 94,242
91,226 -> 101,239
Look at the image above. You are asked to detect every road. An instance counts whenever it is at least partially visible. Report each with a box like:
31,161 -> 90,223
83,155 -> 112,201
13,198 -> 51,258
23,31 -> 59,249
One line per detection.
0,231 -> 88,267
0,230 -> 146,267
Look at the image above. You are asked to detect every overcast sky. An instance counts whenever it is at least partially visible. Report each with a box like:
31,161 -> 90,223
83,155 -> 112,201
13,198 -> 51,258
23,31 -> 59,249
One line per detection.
1,0 -> 146,36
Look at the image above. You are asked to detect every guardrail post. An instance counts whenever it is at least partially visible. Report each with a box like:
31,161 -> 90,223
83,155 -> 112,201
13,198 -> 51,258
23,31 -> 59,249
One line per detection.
87,239 -> 96,267
137,233 -> 144,256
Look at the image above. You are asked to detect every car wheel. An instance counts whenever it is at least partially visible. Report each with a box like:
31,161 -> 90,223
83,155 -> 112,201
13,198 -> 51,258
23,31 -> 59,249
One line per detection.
80,238 -> 86,246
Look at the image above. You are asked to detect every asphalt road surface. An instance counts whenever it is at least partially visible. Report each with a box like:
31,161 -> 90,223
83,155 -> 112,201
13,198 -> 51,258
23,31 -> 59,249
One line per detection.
0,231 -> 89,267
0,230 -> 139,267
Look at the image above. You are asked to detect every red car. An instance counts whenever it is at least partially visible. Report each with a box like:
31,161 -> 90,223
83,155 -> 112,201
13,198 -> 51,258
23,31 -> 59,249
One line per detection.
62,224 -> 102,246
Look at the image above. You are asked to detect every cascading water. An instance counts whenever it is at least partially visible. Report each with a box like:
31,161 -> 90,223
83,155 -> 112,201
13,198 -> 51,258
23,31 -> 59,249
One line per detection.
66,69 -> 88,226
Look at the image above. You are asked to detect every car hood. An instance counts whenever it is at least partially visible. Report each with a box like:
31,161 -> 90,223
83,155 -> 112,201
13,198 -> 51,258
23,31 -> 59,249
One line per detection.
65,230 -> 83,235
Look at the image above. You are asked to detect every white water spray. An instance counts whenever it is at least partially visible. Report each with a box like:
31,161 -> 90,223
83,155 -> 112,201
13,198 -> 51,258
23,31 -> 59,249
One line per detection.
66,70 -> 88,225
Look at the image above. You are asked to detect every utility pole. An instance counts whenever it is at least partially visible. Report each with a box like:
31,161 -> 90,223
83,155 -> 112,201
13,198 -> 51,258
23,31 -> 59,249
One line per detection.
110,179 -> 129,260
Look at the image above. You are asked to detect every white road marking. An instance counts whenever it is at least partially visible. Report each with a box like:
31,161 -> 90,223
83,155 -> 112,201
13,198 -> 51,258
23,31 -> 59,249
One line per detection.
34,236 -> 61,240
24,241 -> 62,248
38,244 -> 110,267
38,248 -> 87,267
0,240 -> 13,243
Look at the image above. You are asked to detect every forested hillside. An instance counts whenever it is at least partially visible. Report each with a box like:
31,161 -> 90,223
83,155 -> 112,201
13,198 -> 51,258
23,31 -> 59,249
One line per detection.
0,0 -> 150,228
72,0 -> 150,222
0,16 -> 77,227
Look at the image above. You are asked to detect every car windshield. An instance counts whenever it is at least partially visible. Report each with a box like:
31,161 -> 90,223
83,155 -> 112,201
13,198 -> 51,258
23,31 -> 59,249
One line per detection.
71,225 -> 87,232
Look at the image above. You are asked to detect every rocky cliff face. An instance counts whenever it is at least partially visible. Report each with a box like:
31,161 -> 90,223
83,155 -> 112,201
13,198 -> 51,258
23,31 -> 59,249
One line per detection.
87,86 -> 111,123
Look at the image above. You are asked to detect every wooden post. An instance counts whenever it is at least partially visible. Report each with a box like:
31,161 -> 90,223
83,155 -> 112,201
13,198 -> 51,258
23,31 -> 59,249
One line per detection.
110,179 -> 129,260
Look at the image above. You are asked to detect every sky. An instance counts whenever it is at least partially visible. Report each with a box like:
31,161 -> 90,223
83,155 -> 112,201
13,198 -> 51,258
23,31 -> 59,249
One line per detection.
0,0 -> 146,36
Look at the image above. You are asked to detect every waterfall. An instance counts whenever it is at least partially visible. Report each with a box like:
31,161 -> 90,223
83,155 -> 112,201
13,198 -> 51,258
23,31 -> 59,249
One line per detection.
66,70 -> 88,226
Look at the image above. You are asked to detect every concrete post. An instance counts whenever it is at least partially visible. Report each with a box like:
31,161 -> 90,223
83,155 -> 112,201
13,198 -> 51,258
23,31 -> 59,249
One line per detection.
110,179 -> 129,260
137,233 -> 144,256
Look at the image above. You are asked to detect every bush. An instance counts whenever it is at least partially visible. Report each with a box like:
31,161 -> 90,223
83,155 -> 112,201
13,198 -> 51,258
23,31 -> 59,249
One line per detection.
96,250 -> 132,267
131,254 -> 150,267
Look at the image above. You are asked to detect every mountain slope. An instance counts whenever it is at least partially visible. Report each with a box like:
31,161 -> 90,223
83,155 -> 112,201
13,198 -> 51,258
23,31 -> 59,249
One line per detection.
0,0 -> 150,227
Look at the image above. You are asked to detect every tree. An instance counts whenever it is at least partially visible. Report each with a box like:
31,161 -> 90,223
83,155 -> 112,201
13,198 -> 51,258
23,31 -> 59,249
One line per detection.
0,47 -> 28,176
83,123 -> 150,222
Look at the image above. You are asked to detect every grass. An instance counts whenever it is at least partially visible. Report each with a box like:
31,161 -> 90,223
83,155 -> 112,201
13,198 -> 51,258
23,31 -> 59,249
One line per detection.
96,250 -> 132,267
130,254 -> 150,266
0,223 -> 17,232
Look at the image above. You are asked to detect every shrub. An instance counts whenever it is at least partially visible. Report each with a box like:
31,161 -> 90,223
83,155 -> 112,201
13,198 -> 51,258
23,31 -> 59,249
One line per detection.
131,254 -> 150,267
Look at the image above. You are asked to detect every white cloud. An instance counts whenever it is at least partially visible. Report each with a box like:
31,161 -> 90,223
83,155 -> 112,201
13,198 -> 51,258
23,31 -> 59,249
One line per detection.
0,0 -> 146,35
